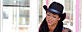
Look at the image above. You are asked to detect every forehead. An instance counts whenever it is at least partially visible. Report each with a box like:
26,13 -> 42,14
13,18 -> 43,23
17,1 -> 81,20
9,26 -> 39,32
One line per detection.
47,11 -> 58,15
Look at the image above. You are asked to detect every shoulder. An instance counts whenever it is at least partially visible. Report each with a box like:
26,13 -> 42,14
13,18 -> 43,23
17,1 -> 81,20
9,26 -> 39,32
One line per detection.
62,27 -> 71,32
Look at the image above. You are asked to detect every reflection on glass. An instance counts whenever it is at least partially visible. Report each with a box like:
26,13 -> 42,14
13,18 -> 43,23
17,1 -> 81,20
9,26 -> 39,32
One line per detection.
19,27 -> 28,32
3,11 -> 8,19
19,7 -> 29,32
19,7 -> 29,25
63,0 -> 73,32
64,0 -> 73,26
3,7 -> 9,19
3,0 -> 29,7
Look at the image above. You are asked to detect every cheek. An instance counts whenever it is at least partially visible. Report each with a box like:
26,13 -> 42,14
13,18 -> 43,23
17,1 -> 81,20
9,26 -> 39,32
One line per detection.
52,18 -> 59,23
46,15 -> 59,22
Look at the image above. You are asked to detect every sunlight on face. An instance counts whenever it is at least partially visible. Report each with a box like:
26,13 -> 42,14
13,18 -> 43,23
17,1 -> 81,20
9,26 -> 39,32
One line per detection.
46,12 -> 60,26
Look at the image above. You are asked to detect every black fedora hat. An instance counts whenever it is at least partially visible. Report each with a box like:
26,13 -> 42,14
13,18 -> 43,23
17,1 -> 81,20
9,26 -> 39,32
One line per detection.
43,1 -> 66,21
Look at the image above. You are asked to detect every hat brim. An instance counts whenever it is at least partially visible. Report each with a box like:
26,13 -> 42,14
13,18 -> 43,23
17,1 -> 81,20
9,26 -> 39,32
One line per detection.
60,13 -> 66,21
43,5 -> 48,10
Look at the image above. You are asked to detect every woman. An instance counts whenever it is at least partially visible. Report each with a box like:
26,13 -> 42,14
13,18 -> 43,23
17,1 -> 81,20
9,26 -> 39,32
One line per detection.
39,1 -> 71,32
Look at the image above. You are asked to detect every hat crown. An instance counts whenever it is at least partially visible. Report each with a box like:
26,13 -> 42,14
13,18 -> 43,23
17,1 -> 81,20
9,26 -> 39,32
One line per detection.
49,2 -> 64,13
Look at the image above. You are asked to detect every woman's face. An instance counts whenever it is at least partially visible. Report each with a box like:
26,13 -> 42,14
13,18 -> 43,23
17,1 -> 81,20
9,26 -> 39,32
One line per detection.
46,12 -> 60,26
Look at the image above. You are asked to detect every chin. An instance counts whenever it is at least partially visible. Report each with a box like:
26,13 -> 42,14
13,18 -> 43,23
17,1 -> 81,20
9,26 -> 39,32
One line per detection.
48,23 -> 53,26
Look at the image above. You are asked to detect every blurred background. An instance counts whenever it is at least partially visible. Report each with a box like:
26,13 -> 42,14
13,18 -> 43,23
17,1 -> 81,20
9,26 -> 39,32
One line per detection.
0,0 -> 82,32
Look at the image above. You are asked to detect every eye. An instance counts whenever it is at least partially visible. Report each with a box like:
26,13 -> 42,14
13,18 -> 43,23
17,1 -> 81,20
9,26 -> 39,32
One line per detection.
53,16 -> 56,18
47,14 -> 50,16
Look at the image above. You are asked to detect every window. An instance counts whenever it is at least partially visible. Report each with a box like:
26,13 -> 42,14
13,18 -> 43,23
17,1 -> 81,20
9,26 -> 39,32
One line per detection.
2,0 -> 30,32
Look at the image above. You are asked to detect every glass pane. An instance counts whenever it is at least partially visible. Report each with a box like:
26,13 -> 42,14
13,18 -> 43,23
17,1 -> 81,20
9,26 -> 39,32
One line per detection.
19,7 -> 29,25
64,0 -> 73,26
3,0 -> 29,6
19,7 -> 29,32
65,0 -> 71,11
3,7 -> 9,19
64,0 -> 73,32
2,7 -> 14,32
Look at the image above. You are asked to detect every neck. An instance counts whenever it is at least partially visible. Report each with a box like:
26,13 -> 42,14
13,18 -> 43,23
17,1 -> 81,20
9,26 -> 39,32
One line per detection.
48,23 -> 57,32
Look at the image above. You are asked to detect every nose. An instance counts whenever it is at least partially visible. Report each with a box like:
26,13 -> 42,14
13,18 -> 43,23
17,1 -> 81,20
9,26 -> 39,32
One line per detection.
49,16 -> 53,20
